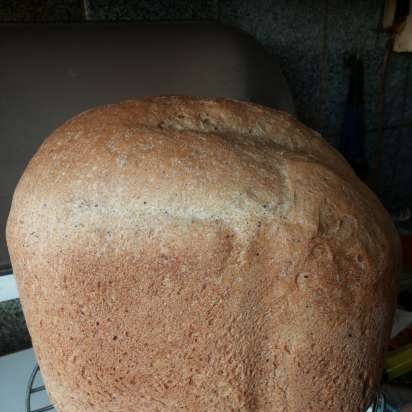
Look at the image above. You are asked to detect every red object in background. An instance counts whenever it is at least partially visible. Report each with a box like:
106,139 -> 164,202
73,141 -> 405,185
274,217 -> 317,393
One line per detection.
389,324 -> 412,351
401,235 -> 412,271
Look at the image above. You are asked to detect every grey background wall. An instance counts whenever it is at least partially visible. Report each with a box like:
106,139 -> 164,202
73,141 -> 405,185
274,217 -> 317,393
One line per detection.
2,0 -> 412,208
0,0 -> 411,355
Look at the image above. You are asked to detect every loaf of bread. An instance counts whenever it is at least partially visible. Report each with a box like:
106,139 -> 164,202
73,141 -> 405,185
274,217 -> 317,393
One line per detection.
7,96 -> 400,412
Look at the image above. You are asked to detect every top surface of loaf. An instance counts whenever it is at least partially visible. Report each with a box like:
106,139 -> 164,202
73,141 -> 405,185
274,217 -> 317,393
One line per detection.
11,96 -> 365,231
11,95 -> 393,243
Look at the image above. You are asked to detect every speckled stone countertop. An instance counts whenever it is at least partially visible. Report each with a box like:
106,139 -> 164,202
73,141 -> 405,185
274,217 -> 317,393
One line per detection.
0,299 -> 31,356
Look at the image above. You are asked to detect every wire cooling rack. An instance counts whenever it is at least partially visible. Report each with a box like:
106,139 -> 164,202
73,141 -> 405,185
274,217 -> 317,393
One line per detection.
26,364 -> 55,412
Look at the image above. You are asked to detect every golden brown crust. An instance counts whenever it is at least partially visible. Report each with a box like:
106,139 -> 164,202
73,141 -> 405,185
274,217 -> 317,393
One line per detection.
7,96 -> 400,412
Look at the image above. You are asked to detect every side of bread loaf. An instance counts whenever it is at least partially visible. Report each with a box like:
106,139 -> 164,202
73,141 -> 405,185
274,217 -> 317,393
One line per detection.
7,97 -> 400,412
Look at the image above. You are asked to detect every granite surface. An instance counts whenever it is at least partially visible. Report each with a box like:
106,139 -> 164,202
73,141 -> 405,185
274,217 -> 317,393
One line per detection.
220,0 -> 326,134
364,126 -> 412,208
0,299 -> 31,357
393,125 -> 412,208
84,0 -> 219,20
324,0 -> 384,139
1,0 -> 412,355
0,0 -> 83,21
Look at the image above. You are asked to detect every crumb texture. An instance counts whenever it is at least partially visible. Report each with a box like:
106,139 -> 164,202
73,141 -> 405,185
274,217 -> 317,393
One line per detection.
6,96 -> 401,412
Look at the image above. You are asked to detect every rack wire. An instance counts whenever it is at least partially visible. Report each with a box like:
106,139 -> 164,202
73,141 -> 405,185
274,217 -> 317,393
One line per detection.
26,364 -> 55,412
